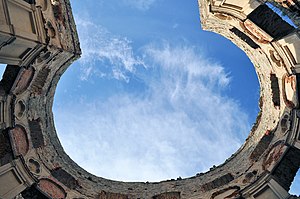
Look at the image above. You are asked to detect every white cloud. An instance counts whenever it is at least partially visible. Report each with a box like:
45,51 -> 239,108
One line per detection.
172,23 -> 179,29
75,17 -> 145,81
54,43 -> 251,182
144,43 -> 231,88
123,0 -> 157,10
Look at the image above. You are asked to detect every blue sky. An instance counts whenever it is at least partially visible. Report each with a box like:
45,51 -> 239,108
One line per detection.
49,0 -> 300,195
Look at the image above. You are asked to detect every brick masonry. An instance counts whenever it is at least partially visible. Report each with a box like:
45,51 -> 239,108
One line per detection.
0,0 -> 300,198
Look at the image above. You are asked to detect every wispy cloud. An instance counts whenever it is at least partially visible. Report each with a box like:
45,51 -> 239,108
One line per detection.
75,17 -> 145,81
172,23 -> 179,29
54,42 -> 250,182
122,0 -> 157,10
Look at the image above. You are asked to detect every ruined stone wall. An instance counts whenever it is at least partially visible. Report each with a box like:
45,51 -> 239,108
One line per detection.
0,0 -> 300,198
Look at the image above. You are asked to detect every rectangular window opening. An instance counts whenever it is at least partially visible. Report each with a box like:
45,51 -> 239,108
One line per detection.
270,74 -> 280,107
230,27 -> 259,49
265,2 -> 298,28
248,4 -> 295,39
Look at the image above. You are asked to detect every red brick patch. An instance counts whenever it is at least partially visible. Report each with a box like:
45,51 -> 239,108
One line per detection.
98,191 -> 129,199
153,192 -> 181,199
263,141 -> 286,171
11,125 -> 29,156
14,67 -> 34,95
39,178 -> 66,199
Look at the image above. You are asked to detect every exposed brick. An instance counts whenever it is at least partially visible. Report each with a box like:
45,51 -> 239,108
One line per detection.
51,168 -> 78,189
14,67 -> 34,95
211,186 -> 240,199
201,174 -> 234,192
280,115 -> 289,133
250,133 -> 274,162
11,125 -> 29,156
3,0 -> 300,198
28,119 -> 44,148
153,192 -> 181,199
53,4 -> 63,21
242,170 -> 258,184
38,179 -> 66,199
263,141 -> 286,170
98,191 -> 129,199
31,68 -> 50,94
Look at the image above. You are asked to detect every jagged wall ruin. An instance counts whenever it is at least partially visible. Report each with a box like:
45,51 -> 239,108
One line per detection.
0,0 -> 300,198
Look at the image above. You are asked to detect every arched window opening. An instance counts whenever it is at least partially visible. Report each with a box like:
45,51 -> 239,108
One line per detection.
290,169 -> 300,196
248,3 -> 295,40
265,1 -> 300,28
0,64 -> 7,94
265,2 -> 298,28
0,65 -> 20,94
23,0 -> 35,4
0,64 -> 6,81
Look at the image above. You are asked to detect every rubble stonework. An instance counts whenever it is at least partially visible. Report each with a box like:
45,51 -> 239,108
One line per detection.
0,0 -> 300,198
